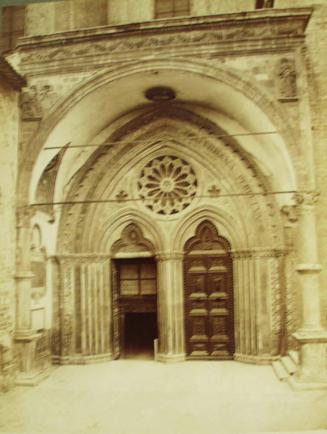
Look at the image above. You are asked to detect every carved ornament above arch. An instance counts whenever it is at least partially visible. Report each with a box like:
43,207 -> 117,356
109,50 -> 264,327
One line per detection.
184,220 -> 231,255
111,223 -> 155,256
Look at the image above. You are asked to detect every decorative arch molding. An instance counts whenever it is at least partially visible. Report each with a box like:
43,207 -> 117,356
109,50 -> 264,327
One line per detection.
57,107 -> 284,254
184,220 -> 231,254
173,206 -> 248,252
111,223 -> 155,256
23,57 -> 298,207
91,208 -> 165,255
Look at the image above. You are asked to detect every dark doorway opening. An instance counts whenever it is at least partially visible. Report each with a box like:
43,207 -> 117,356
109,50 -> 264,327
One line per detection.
123,312 -> 158,359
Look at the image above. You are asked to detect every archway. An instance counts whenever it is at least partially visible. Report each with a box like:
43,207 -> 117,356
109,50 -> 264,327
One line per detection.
111,223 -> 158,360
16,58 -> 301,370
184,221 -> 234,360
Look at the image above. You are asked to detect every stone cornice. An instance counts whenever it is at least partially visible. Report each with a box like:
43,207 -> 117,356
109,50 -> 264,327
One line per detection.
0,56 -> 26,90
16,8 -> 312,73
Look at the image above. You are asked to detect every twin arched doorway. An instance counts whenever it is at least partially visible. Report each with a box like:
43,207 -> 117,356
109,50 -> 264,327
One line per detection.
110,220 -> 234,360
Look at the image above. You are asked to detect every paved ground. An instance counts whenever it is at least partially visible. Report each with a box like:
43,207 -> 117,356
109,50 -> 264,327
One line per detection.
0,361 -> 327,434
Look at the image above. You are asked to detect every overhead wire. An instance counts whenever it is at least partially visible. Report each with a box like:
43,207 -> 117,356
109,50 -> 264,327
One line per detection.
43,131 -> 280,150
29,189 -> 303,207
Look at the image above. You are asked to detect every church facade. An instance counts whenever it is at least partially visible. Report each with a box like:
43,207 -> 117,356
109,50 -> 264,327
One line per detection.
1,0 -> 327,391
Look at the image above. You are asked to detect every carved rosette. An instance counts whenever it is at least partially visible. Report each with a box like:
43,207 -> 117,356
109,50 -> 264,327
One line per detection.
138,155 -> 197,215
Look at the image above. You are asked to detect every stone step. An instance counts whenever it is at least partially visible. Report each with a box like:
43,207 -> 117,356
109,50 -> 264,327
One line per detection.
272,360 -> 289,381
288,350 -> 299,365
281,355 -> 297,376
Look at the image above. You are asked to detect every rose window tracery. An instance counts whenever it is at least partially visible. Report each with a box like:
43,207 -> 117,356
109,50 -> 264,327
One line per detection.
138,155 -> 197,215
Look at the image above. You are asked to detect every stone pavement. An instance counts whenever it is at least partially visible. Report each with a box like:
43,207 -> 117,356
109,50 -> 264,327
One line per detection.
0,361 -> 327,434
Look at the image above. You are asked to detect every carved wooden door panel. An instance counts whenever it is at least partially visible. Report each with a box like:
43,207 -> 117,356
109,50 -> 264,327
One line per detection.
184,221 -> 234,360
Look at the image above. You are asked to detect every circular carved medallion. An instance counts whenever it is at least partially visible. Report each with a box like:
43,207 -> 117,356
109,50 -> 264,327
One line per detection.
138,155 -> 197,215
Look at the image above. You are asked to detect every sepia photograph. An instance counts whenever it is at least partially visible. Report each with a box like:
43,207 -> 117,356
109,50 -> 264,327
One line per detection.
0,0 -> 327,433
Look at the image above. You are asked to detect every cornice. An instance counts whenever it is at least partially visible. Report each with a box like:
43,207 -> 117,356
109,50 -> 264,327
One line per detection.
17,8 -> 312,49
0,56 -> 26,90
16,8 -> 312,73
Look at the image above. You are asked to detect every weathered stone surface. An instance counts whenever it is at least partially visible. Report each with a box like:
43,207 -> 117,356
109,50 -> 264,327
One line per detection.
1,0 -> 327,391
0,80 -> 19,391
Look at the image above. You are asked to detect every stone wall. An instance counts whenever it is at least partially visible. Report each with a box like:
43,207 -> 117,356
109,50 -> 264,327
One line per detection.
302,3 -> 327,327
0,81 -> 19,391
24,0 -> 268,36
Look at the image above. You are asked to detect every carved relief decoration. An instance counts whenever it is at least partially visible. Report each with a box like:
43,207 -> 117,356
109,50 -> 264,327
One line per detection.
111,223 -> 155,255
184,220 -> 231,254
293,191 -> 320,206
58,108 -> 282,253
20,17 -> 308,68
138,155 -> 197,215
276,58 -> 297,99
21,84 -> 59,120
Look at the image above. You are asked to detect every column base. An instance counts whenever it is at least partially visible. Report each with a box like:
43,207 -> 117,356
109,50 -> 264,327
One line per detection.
234,353 -> 280,365
15,330 -> 50,387
53,353 -> 114,365
292,329 -> 327,388
16,368 -> 51,387
157,353 -> 186,363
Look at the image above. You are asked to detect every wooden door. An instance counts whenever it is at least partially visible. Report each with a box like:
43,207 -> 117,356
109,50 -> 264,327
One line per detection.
184,221 -> 234,359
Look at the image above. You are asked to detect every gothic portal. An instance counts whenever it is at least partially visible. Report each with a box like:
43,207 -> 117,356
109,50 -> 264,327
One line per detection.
3,2 -> 327,391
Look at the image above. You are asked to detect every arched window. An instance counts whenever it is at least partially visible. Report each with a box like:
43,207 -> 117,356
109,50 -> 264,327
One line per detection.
155,0 -> 190,19
0,6 -> 25,53
255,0 -> 275,8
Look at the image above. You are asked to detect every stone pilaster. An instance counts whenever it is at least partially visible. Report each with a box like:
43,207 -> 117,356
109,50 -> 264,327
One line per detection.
293,192 -> 327,388
156,252 -> 185,363
15,208 -> 46,386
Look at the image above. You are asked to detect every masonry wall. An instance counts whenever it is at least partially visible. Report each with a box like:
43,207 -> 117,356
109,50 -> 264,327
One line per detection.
25,0 -> 259,36
302,2 -> 327,327
0,81 -> 19,390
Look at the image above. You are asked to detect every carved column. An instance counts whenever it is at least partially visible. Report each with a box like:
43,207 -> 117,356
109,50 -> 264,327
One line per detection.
57,254 -> 113,364
156,252 -> 185,362
232,249 -> 283,364
15,208 -> 45,385
293,192 -> 327,387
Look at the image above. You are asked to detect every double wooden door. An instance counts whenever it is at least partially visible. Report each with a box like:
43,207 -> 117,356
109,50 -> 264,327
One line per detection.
184,254 -> 234,359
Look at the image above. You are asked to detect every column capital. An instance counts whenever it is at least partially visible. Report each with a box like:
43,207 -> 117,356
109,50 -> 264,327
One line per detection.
156,251 -> 184,261
296,263 -> 322,274
293,191 -> 320,207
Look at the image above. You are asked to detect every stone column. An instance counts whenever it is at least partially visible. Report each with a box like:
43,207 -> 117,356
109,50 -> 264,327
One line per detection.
293,192 -> 327,387
15,208 -> 45,385
156,252 -> 185,363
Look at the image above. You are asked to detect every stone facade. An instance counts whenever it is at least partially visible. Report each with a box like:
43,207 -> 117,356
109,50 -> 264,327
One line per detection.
1,0 -> 327,390
0,59 -> 25,391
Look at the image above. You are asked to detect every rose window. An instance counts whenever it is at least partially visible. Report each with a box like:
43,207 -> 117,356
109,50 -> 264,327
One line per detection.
138,156 -> 197,215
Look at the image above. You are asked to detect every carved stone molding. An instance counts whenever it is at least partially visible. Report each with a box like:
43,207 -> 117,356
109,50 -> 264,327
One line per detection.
281,204 -> 299,223
111,223 -> 155,255
56,254 -> 110,264
20,84 -> 59,120
293,191 -> 320,206
296,263 -> 322,274
18,10 -> 311,71
276,57 -> 298,100
232,249 -> 287,259
156,251 -> 184,261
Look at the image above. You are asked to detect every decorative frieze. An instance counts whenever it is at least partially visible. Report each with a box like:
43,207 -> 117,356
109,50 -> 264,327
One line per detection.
276,57 -> 298,100
293,191 -> 320,207
18,10 -> 311,70
20,84 -> 59,120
